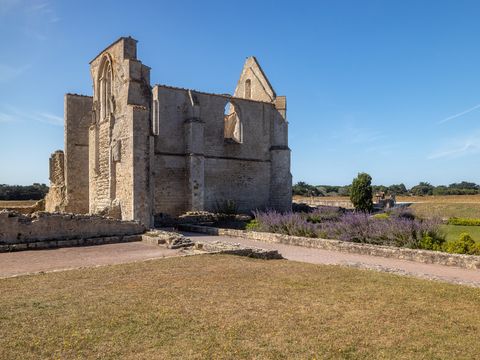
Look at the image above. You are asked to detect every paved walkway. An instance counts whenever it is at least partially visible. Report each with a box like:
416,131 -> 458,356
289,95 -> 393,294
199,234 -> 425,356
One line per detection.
0,242 -> 180,278
182,231 -> 480,287
1,233 -> 479,287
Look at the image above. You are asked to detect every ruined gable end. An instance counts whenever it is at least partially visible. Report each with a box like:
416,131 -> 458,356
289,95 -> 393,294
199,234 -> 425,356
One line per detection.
233,56 -> 277,102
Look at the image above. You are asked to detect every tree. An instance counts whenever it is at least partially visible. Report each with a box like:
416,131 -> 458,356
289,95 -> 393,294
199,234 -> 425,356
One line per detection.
350,173 -> 373,212
388,183 -> 407,195
292,182 -> 322,197
410,182 -> 434,196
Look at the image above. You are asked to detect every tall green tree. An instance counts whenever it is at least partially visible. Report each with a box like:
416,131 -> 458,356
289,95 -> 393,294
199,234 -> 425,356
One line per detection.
350,173 -> 373,212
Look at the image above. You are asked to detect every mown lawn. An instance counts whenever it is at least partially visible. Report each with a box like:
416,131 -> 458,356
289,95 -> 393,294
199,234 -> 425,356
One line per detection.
441,224 -> 480,242
1,255 -> 480,359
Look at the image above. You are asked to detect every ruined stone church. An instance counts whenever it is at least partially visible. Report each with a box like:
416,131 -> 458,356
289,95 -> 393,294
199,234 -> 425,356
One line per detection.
45,37 -> 292,227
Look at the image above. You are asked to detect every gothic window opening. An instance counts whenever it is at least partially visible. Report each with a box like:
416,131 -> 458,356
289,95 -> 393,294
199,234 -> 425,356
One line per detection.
224,101 -> 242,144
245,79 -> 251,99
98,56 -> 113,122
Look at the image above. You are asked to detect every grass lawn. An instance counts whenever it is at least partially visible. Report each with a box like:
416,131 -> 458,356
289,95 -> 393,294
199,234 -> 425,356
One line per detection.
1,256 -> 480,359
441,224 -> 480,242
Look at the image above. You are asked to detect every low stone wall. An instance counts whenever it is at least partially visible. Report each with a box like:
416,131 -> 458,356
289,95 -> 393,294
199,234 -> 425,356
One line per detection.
0,210 -> 145,252
179,224 -> 480,270
293,197 -> 354,209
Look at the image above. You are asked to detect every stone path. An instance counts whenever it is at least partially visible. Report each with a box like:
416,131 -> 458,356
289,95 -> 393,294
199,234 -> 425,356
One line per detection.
1,232 -> 479,287
182,231 -> 480,287
0,242 -> 180,278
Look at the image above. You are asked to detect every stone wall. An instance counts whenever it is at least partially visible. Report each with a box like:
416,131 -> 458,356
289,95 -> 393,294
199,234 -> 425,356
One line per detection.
89,37 -> 152,226
0,210 -> 145,251
45,150 -> 66,212
179,225 -> 480,270
45,37 -> 291,227
152,84 -> 291,216
64,94 -> 92,214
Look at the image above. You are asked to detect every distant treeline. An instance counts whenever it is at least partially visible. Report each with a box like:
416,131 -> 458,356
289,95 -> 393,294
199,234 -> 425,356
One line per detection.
293,181 -> 480,197
0,184 -> 49,200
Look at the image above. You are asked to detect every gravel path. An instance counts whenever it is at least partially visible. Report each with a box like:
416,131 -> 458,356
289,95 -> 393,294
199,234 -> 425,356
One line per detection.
1,232 -> 479,287
0,242 -> 181,278
182,231 -> 480,287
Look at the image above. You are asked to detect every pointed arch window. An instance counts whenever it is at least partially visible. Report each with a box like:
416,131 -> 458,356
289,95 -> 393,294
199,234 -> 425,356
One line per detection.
98,56 -> 113,122
224,101 -> 242,144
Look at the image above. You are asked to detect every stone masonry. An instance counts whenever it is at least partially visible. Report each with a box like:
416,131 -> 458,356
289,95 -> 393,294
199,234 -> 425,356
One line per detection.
45,37 -> 292,227
0,210 -> 145,252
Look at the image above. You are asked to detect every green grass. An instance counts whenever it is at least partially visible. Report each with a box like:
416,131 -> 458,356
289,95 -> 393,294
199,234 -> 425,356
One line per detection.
441,224 -> 480,242
1,255 -> 480,359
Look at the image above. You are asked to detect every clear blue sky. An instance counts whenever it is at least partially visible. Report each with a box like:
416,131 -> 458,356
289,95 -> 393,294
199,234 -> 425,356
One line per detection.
1,0 -> 480,187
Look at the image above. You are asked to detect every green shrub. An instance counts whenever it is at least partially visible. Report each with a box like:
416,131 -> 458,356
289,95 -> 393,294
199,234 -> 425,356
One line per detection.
447,217 -> 480,226
444,233 -> 476,254
419,234 -> 444,251
246,219 -> 259,231
470,242 -> 480,255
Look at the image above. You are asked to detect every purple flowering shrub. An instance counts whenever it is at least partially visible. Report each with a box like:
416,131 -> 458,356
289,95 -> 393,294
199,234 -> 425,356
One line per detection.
252,210 -> 444,250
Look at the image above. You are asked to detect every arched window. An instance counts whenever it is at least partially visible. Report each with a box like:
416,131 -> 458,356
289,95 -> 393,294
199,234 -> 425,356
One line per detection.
98,56 -> 113,122
224,101 -> 242,144
244,79 -> 251,99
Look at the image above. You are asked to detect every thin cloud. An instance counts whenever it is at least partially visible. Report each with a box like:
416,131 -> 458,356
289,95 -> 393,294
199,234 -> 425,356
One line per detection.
0,112 -> 15,123
37,112 -> 63,126
332,123 -> 385,145
0,0 -> 22,16
0,105 -> 63,126
428,132 -> 480,159
0,63 -> 30,82
438,103 -> 480,124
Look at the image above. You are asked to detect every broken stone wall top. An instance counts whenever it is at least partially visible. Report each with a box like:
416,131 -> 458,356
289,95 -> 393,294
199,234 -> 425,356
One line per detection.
0,210 -> 145,245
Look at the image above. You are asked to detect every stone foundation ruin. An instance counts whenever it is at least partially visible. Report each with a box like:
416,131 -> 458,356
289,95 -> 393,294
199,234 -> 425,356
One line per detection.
0,210 -> 145,252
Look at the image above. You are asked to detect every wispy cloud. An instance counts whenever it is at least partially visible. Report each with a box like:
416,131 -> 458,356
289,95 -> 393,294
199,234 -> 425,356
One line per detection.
428,131 -> 480,159
1,0 -> 60,41
26,1 -> 59,23
332,123 -> 385,144
438,103 -> 480,124
37,112 -> 63,126
0,112 -> 16,123
0,0 -> 22,16
0,105 -> 63,126
0,63 -> 30,82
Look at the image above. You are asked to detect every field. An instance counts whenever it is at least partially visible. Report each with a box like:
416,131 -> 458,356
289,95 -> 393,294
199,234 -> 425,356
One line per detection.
0,200 -> 37,207
1,255 -> 480,359
294,195 -> 480,219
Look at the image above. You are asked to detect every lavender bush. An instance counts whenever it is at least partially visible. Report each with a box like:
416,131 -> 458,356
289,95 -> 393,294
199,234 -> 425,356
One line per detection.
251,209 -> 444,250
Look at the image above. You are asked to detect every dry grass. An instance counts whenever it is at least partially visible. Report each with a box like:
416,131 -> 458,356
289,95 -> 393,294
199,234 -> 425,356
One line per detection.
294,194 -> 480,204
1,255 -> 480,359
0,200 -> 37,208
410,203 -> 480,219
294,195 -> 480,219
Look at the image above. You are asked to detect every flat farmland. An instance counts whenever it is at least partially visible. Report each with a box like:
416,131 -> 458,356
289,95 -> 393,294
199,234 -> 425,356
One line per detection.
293,195 -> 480,219
0,200 -> 38,207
